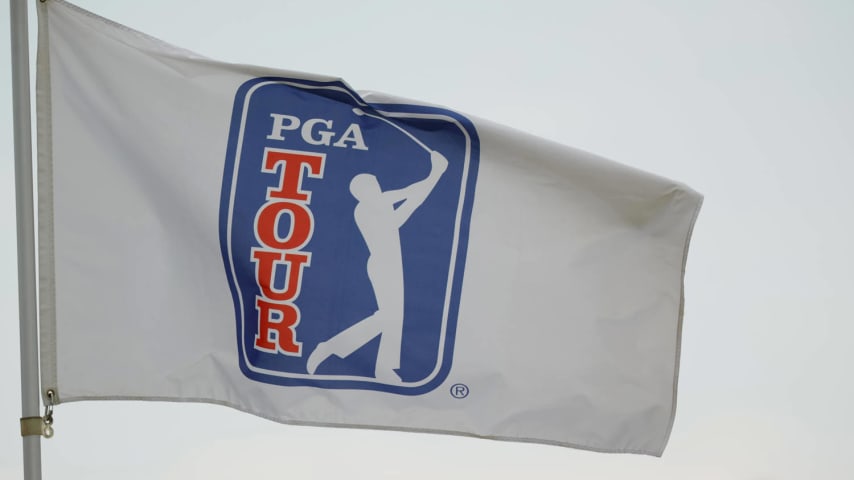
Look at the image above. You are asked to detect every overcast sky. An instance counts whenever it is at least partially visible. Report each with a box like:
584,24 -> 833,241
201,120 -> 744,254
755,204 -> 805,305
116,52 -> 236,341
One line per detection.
2,1 -> 853,478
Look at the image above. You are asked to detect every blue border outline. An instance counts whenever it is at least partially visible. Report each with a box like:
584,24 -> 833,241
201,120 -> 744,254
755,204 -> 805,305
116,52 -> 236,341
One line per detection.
219,77 -> 480,395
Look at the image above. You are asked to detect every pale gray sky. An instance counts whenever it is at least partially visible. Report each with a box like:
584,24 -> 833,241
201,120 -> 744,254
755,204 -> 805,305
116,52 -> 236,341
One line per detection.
2,0 -> 853,478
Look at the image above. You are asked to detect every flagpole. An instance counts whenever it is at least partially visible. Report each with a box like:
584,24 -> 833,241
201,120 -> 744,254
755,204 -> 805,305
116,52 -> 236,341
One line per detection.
10,0 -> 43,478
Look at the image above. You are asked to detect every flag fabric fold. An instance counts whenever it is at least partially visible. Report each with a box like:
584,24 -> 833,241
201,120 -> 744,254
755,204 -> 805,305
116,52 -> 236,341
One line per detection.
37,0 -> 702,456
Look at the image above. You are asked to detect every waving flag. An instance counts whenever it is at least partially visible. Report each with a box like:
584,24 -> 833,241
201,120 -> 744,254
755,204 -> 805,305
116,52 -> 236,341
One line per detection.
37,0 -> 701,455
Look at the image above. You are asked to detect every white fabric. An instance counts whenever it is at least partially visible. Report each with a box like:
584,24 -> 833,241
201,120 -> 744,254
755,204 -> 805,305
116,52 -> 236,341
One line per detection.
37,0 -> 702,456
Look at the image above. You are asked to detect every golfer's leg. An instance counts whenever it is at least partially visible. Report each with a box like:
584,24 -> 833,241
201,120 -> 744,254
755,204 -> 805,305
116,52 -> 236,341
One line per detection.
307,313 -> 382,373
375,318 -> 402,373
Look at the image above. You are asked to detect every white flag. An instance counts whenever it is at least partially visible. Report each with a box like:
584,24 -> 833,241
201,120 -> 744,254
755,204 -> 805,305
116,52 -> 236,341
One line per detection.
37,0 -> 701,456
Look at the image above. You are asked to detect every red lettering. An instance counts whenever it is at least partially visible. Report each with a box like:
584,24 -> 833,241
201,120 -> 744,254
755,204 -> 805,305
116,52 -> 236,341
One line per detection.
255,200 -> 313,250
251,149 -> 325,357
251,249 -> 311,302
254,297 -> 302,355
263,149 -> 325,202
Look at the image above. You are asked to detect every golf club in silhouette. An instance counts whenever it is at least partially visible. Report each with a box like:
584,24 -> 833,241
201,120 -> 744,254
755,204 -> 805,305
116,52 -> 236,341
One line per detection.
306,109 -> 448,382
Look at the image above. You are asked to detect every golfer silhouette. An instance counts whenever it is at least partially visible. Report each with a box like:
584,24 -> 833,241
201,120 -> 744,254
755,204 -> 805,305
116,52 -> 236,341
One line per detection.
307,147 -> 448,382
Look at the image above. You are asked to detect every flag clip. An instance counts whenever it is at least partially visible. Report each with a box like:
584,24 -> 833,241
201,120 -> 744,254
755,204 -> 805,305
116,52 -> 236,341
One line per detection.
42,389 -> 55,438
20,390 -> 56,438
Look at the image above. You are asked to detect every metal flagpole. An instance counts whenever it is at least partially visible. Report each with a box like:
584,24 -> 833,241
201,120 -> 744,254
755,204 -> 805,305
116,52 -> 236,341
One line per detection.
10,0 -> 43,478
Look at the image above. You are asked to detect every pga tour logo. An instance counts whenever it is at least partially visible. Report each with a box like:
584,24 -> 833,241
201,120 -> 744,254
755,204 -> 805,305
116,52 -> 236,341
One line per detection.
220,77 -> 479,394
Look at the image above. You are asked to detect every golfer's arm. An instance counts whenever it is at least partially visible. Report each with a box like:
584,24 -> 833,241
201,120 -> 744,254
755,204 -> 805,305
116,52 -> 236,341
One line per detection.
383,186 -> 411,203
391,174 -> 442,226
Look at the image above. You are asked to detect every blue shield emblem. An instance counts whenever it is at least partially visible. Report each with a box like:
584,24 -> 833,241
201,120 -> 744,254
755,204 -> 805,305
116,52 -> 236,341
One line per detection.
220,77 -> 479,395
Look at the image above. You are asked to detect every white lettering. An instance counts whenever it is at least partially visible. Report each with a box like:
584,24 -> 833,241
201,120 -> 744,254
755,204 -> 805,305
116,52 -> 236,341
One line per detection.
267,113 -> 369,150
267,114 -> 301,141
301,118 -> 336,146
333,123 -> 369,151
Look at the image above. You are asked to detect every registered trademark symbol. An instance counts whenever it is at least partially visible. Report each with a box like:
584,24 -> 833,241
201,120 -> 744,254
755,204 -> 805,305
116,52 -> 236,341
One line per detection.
450,383 -> 469,399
